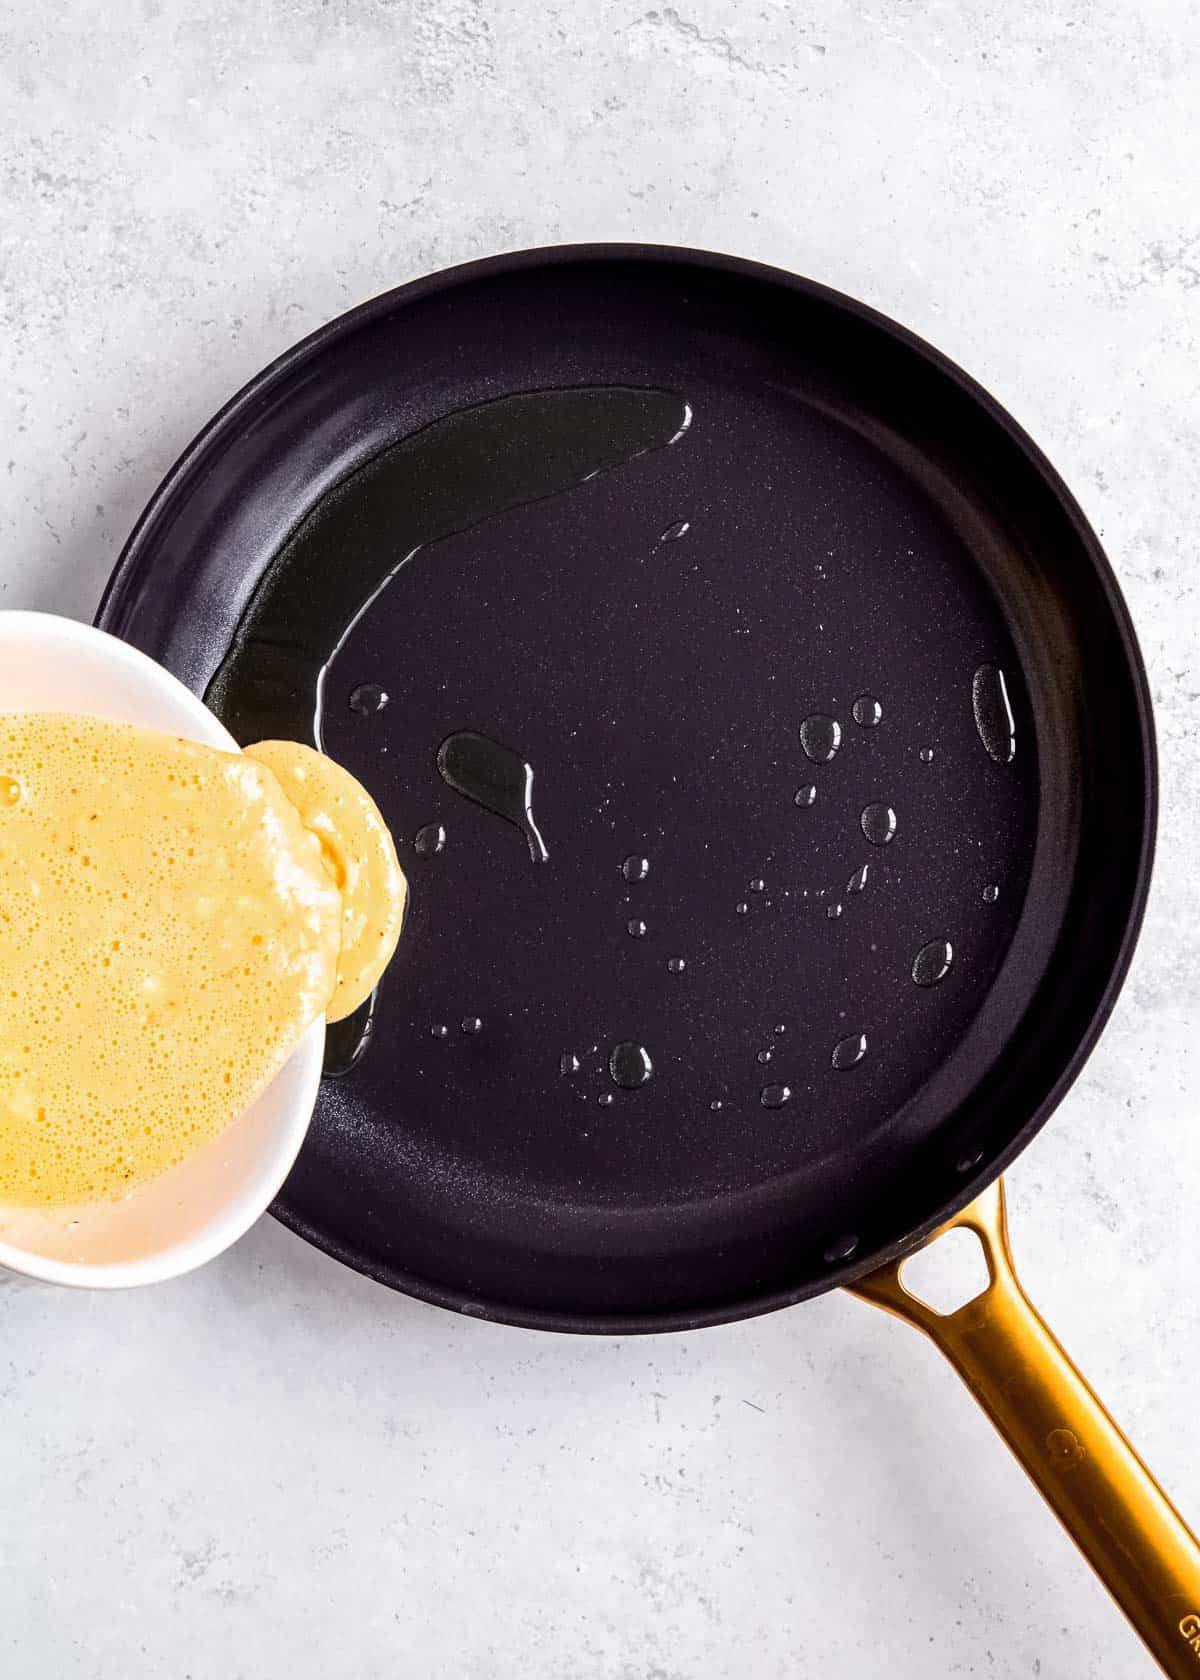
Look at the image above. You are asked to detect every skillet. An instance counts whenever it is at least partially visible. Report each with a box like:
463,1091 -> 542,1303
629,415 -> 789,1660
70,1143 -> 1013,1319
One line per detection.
97,244 -> 1200,1673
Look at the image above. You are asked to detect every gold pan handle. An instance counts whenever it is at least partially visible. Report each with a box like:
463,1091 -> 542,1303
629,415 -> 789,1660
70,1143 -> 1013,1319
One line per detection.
848,1180 -> 1200,1677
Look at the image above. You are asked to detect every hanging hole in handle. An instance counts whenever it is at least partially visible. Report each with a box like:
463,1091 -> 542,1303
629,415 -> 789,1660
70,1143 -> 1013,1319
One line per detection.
900,1227 -> 991,1315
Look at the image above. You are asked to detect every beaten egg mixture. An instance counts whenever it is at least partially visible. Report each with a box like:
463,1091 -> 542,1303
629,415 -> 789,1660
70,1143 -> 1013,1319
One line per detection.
0,714 -> 405,1207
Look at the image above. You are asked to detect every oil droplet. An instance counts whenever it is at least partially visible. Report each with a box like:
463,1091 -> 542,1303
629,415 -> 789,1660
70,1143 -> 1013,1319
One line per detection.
598,1092 -> 614,1107
832,1032 -> 868,1070
709,1099 -> 724,1112
461,1016 -> 483,1034
560,1052 -> 581,1076
912,939 -> 954,987
919,747 -> 935,764
349,682 -> 389,716
437,730 -> 548,862
971,664 -> 1016,764
0,776 -> 20,807
826,902 -> 843,920
736,901 -> 749,915
846,863 -> 869,895
860,803 -> 897,846
749,878 -> 765,893
414,822 -> 446,858
799,714 -> 841,763
773,1023 -> 786,1035
794,784 -> 817,808
430,1024 -> 449,1040
851,695 -> 882,728
983,883 -> 1000,903
760,1084 -> 792,1109
823,1233 -> 859,1263
756,1049 -> 773,1065
622,854 -> 650,882
660,519 -> 690,541
667,957 -> 686,974
627,918 -> 647,939
609,1041 -> 653,1089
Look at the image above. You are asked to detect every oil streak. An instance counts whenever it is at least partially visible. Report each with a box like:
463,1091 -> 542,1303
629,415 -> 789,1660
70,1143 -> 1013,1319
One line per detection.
972,664 -> 1016,764
205,386 -> 693,748
206,386 -> 692,1078
437,730 -> 548,864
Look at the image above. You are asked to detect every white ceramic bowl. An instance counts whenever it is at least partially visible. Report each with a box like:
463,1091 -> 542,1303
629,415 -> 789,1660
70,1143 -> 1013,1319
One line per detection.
0,611 -> 324,1287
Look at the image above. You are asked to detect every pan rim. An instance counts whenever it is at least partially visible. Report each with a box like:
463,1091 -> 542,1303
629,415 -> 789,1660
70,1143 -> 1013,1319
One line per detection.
95,242 -> 1158,1333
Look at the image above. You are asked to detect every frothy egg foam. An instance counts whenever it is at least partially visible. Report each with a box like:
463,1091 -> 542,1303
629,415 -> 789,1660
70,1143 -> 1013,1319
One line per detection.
0,713 -> 405,1209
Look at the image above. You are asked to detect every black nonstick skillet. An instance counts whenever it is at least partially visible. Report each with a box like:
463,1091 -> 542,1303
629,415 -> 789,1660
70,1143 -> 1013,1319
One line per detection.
97,245 -> 1200,1674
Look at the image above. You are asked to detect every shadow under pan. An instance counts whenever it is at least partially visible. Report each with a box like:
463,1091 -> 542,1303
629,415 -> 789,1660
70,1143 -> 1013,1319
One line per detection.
96,247 -> 1154,1330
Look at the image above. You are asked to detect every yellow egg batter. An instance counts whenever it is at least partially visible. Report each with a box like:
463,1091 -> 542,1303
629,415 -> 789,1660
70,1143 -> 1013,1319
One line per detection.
242,740 -> 406,1023
0,714 -> 405,1208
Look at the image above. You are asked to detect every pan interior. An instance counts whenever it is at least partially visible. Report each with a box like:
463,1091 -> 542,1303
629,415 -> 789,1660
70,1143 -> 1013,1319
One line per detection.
98,254 -> 1152,1327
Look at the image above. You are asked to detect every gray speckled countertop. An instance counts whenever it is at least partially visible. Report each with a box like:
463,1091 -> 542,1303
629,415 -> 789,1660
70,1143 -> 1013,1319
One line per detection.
1,4 -> 1198,1676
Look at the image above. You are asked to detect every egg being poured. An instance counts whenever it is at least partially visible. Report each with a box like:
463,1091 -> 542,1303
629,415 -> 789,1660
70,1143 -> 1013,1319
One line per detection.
0,714 -> 406,1208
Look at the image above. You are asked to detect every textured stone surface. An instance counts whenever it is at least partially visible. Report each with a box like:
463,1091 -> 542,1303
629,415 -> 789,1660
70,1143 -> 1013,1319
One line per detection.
1,3 -> 1198,1675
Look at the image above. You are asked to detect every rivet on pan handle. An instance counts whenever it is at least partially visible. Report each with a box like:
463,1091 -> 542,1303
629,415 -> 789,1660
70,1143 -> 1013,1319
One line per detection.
847,1179 -> 1200,1678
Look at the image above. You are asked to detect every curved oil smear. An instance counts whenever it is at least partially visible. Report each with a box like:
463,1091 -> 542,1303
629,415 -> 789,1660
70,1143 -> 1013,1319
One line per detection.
205,387 -> 693,749
205,386 -> 692,1073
